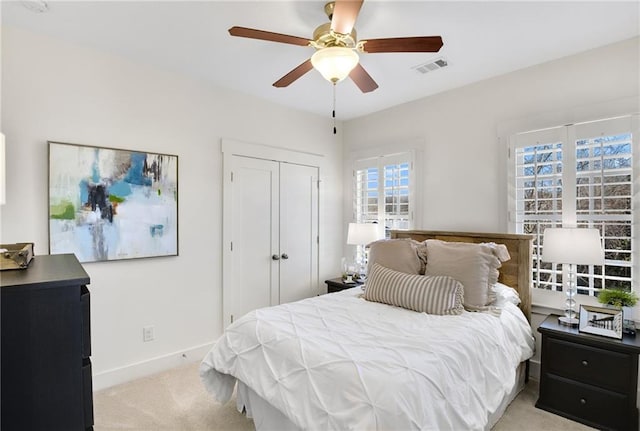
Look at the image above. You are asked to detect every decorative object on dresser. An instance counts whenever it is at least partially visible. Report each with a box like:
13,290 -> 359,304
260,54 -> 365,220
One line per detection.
48,141 -> 178,263
1,254 -> 93,430
346,222 -> 383,280
541,227 -> 604,327
0,242 -> 34,270
536,314 -> 640,430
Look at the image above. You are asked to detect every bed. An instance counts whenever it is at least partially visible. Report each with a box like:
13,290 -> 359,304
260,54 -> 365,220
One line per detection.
201,230 -> 535,430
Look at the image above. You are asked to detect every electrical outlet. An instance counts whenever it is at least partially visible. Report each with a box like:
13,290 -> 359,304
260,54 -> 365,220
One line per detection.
143,325 -> 154,342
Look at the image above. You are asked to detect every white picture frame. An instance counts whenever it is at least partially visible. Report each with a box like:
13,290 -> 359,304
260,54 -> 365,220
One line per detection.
579,304 -> 623,340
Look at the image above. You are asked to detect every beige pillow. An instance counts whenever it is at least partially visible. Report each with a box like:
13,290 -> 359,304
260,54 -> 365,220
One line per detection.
367,239 -> 427,275
423,239 -> 510,309
364,263 -> 464,315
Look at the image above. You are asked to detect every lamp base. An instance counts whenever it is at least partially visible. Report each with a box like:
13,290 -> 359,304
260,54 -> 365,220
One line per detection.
558,315 -> 579,328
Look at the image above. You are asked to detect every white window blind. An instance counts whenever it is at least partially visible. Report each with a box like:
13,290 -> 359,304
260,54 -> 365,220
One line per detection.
353,152 -> 414,238
510,116 -> 635,295
513,133 -> 564,291
575,121 -> 632,292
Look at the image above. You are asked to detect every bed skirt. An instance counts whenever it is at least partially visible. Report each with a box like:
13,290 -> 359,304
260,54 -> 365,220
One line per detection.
235,361 -> 529,431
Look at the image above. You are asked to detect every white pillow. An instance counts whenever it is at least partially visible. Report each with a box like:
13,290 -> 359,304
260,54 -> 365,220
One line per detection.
367,239 -> 427,275
423,239 -> 511,310
493,282 -> 521,307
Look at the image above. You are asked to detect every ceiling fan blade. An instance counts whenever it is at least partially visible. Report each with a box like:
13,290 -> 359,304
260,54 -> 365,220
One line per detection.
349,63 -> 378,93
229,26 -> 311,47
273,59 -> 314,88
331,0 -> 364,35
361,36 -> 444,53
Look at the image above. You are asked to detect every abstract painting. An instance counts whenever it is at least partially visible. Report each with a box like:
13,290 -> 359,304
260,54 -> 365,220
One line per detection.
49,142 -> 178,262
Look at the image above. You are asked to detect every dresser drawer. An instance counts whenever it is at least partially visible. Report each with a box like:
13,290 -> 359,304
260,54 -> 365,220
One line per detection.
546,337 -> 632,392
542,373 -> 629,430
81,285 -> 91,358
83,358 -> 94,429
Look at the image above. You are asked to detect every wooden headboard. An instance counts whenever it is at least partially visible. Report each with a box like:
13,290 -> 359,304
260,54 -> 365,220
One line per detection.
390,230 -> 533,321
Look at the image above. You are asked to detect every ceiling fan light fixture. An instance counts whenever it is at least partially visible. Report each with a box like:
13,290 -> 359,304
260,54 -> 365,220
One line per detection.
311,47 -> 359,83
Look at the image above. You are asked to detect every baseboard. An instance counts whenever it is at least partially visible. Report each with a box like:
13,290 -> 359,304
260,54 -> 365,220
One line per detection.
92,342 -> 214,391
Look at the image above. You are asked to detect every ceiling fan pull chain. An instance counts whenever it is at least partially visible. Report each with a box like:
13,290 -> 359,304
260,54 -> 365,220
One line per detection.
333,82 -> 337,135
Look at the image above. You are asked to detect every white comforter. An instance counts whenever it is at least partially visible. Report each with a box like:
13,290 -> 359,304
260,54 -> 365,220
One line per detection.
200,288 -> 535,430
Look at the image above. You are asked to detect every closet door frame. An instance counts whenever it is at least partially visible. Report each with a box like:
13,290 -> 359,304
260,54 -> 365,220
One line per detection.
221,139 -> 323,327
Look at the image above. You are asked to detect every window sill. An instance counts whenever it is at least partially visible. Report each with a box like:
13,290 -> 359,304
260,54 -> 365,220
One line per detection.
532,288 -> 639,321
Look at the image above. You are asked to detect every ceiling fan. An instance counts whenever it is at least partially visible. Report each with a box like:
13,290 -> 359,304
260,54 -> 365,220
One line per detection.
228,0 -> 444,93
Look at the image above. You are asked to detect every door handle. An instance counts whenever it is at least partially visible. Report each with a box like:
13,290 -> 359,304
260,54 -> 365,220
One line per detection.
272,254 -> 280,260
281,253 -> 289,260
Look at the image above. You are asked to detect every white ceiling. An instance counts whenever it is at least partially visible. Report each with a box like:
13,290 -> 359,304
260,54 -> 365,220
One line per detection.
3,1 -> 639,120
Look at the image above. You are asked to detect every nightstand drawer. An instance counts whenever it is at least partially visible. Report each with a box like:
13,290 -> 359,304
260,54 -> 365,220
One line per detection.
542,374 -> 629,430
546,337 -> 632,392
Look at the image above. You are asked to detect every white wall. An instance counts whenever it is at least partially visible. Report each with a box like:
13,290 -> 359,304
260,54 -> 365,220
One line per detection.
343,37 -> 640,377
0,26 -> 344,389
3,23 -> 639,390
344,37 -> 639,232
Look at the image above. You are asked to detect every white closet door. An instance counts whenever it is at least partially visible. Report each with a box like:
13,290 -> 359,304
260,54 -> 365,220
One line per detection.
279,163 -> 319,304
226,156 -> 280,323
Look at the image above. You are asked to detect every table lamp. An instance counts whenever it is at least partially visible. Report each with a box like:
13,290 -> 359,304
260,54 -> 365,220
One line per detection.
347,223 -> 383,281
541,227 -> 604,327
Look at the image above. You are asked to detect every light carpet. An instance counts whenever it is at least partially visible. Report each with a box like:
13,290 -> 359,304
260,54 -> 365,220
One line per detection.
94,362 -> 594,430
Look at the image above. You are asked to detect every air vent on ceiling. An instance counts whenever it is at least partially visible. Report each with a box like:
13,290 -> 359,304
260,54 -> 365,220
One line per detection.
412,57 -> 448,75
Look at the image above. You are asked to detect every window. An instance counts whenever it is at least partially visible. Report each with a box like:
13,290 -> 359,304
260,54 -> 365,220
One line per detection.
509,116 -> 636,295
353,152 -> 415,237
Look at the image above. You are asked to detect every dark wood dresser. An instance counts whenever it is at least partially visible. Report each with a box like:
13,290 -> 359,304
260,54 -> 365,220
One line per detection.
536,314 -> 640,430
1,254 -> 93,430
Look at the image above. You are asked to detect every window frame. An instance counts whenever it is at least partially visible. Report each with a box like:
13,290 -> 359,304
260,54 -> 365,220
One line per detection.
507,115 -> 639,306
346,142 -> 423,266
353,151 -> 415,235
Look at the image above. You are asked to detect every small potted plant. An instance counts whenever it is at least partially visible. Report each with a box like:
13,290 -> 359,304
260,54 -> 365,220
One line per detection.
597,288 -> 639,308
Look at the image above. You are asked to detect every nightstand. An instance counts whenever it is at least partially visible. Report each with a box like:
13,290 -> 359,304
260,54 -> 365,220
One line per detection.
536,314 -> 640,430
324,278 -> 361,294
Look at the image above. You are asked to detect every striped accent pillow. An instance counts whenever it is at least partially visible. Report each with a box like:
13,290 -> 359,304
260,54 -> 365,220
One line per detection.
364,263 -> 464,315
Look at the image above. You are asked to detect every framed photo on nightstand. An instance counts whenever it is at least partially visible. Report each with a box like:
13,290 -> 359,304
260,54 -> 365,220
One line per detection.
578,304 -> 623,339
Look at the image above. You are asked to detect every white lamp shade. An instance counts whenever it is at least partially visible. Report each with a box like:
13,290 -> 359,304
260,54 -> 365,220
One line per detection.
541,228 -> 604,265
311,47 -> 359,83
347,223 -> 383,246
